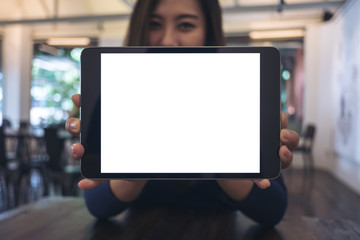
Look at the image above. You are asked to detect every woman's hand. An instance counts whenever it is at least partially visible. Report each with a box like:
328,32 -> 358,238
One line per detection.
279,112 -> 299,168
254,112 -> 299,187
217,112 -> 299,201
65,94 -> 147,202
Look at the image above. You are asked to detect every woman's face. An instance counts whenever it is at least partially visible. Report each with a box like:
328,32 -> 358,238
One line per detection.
148,0 -> 206,46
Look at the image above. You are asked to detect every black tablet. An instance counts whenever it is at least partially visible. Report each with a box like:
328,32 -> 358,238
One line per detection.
80,47 -> 280,179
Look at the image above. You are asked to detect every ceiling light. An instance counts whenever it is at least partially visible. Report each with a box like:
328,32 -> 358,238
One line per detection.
46,37 -> 91,46
249,29 -> 305,40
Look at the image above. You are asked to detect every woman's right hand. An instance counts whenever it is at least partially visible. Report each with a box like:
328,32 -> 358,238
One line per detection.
65,94 -> 147,202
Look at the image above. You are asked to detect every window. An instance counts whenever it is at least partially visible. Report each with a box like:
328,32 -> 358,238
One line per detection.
279,48 -> 304,133
30,44 -> 83,127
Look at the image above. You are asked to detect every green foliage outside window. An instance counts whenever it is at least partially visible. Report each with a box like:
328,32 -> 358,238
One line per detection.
31,47 -> 82,127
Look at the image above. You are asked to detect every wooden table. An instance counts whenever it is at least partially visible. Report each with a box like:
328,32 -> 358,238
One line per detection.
0,197 -> 359,240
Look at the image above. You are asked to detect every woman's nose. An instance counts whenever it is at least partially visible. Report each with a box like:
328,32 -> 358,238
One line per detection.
159,27 -> 179,46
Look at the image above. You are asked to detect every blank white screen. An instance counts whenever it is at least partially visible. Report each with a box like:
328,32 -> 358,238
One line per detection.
101,53 -> 260,173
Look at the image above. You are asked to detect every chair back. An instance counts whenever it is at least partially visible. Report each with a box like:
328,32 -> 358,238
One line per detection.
0,126 -> 6,168
302,124 -> 316,152
44,127 -> 64,171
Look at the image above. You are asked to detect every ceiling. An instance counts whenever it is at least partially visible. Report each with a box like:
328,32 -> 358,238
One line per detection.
0,0 -> 348,43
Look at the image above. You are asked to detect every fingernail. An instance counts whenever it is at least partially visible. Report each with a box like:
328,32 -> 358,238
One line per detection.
69,119 -> 79,132
71,144 -> 80,159
71,144 -> 76,156
282,130 -> 290,140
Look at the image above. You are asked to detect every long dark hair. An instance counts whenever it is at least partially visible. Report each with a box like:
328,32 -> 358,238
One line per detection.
125,0 -> 225,46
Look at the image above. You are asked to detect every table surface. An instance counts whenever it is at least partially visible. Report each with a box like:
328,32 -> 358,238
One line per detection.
0,197 -> 359,240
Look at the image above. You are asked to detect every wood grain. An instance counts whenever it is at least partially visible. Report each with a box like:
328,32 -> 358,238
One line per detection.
0,196 -> 359,240
1,169 -> 360,240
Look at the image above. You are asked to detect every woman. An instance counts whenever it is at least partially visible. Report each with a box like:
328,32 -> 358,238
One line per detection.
66,0 -> 299,227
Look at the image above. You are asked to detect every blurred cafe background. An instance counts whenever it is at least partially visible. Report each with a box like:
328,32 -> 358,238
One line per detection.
0,0 -> 359,224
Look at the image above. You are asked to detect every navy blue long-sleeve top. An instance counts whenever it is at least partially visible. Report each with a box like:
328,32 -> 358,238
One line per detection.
84,176 -> 287,227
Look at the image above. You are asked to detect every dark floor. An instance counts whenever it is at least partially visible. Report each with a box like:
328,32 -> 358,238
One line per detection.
283,168 -> 360,222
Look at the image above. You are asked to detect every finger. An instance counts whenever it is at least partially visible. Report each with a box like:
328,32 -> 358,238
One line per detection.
279,145 -> 293,169
281,112 -> 288,129
78,179 -> 106,190
72,94 -> 81,108
280,129 -> 299,150
65,118 -> 81,137
71,143 -> 85,160
253,179 -> 271,189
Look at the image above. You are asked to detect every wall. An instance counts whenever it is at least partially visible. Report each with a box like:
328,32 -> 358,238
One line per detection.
303,0 -> 360,194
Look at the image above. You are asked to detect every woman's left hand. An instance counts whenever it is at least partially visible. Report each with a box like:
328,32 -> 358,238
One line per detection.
254,112 -> 299,188
217,112 -> 299,200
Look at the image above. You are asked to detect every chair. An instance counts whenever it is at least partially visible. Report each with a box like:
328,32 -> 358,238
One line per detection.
44,127 -> 81,196
0,126 -> 6,169
0,126 -> 9,211
294,124 -> 316,171
16,123 -> 49,205
0,126 -> 18,210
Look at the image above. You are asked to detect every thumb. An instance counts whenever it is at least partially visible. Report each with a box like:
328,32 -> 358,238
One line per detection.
253,179 -> 271,189
78,179 -> 107,190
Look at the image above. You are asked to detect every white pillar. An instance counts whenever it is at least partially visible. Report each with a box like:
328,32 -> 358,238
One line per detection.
2,25 -> 33,129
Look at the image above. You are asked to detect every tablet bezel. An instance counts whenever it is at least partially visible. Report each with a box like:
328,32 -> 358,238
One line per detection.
80,47 -> 281,179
